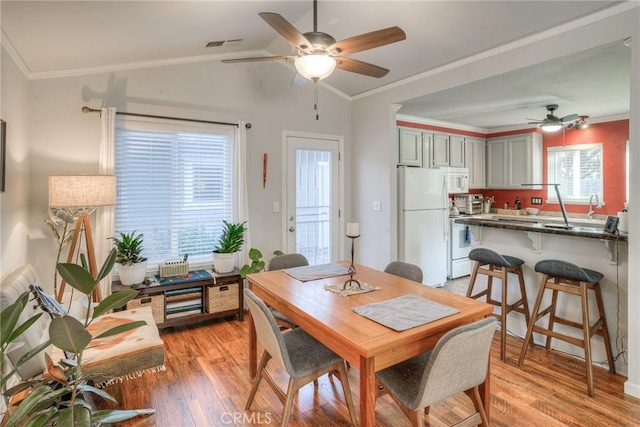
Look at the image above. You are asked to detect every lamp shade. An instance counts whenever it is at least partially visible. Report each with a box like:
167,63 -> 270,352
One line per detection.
295,54 -> 337,82
48,175 -> 116,207
540,123 -> 563,133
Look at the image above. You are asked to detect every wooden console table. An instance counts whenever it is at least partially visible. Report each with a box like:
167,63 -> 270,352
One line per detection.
112,269 -> 243,329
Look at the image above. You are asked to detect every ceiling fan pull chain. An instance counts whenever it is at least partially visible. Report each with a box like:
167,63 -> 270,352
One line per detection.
315,82 -> 320,121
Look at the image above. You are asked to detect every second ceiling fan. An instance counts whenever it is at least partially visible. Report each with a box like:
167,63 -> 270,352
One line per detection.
527,104 -> 584,132
222,0 -> 406,82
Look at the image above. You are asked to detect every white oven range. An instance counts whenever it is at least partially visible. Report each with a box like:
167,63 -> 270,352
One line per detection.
448,219 -> 472,279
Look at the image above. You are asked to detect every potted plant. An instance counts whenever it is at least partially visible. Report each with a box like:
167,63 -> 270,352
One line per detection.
111,230 -> 148,286
212,221 -> 246,273
1,249 -> 153,426
240,248 -> 284,278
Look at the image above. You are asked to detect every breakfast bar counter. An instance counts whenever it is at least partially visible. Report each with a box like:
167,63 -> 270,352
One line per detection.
454,215 -> 628,242
453,214 -> 628,376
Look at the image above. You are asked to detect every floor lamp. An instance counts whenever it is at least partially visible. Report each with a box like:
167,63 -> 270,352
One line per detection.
48,175 -> 116,303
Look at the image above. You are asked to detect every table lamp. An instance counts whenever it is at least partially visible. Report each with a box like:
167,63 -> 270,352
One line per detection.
49,174 -> 116,302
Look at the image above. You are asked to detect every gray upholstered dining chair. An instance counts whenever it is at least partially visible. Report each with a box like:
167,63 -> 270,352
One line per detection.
384,261 -> 424,283
244,289 -> 358,427
267,253 -> 309,330
376,317 -> 497,426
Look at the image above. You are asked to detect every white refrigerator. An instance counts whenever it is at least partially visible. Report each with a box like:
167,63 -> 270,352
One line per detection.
398,166 -> 448,286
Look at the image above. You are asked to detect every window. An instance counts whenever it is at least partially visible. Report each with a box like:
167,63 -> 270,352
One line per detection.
547,143 -> 603,203
114,118 -> 236,266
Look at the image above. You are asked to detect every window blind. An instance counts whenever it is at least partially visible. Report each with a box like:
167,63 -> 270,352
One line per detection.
115,119 -> 235,266
547,143 -> 602,202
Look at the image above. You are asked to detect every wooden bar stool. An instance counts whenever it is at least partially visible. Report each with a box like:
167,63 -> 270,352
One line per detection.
517,259 -> 616,397
467,248 -> 531,361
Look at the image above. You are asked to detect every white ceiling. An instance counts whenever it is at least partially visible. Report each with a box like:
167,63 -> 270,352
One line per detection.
1,1 -> 632,130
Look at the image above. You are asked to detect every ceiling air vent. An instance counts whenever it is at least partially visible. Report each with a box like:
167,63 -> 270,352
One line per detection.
206,39 -> 243,48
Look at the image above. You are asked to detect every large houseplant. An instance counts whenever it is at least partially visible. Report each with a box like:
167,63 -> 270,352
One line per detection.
110,231 -> 148,286
0,249 -> 153,426
212,221 -> 245,273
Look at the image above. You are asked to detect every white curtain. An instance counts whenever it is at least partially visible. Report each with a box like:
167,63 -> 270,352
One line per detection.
96,107 -> 117,298
235,121 -> 251,269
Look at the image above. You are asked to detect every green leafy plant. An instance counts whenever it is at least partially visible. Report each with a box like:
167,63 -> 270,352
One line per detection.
240,249 -> 284,279
44,208 -> 76,298
1,249 -> 153,426
110,231 -> 147,265
213,221 -> 246,254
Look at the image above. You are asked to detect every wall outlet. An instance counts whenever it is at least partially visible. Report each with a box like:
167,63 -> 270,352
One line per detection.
373,200 -> 382,211
530,197 -> 543,205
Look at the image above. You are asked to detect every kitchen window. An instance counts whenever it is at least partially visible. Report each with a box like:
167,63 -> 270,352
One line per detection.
114,119 -> 236,266
547,143 -> 603,203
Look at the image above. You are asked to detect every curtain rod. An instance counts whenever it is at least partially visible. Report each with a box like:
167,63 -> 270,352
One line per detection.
81,107 -> 251,129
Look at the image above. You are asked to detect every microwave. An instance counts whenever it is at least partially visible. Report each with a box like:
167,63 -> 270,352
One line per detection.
437,167 -> 469,194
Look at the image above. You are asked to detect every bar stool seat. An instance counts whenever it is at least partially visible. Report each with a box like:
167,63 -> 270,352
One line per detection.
517,259 -> 615,397
466,248 -> 531,361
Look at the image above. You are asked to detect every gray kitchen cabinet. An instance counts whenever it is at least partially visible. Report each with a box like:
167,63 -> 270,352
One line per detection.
398,128 -> 423,167
465,137 -> 486,189
449,135 -> 466,167
486,133 -> 542,189
432,133 -> 450,167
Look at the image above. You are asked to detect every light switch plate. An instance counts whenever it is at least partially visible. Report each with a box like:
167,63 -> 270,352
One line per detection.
273,202 -> 280,213
373,200 -> 382,211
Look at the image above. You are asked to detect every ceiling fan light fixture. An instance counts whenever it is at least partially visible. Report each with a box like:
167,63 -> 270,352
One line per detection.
540,123 -> 563,132
295,54 -> 336,82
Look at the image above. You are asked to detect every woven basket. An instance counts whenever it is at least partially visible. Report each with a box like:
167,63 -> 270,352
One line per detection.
205,283 -> 239,314
126,294 -> 165,324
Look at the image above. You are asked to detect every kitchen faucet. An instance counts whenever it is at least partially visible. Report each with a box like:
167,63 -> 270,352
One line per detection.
587,194 -> 601,219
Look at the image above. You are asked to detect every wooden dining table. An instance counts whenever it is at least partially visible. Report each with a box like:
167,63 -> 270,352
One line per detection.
246,262 -> 494,427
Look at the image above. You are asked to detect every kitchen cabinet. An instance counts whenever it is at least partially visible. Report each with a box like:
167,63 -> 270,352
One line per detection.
398,128 -> 431,167
486,133 -> 542,189
449,135 -> 466,167
465,137 -> 486,189
432,133 -> 450,167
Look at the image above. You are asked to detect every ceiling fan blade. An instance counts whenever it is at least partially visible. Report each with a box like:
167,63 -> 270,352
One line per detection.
222,55 -> 295,63
561,114 -> 579,124
259,12 -> 312,50
528,121 -> 544,124
335,57 -> 389,78
329,26 -> 406,56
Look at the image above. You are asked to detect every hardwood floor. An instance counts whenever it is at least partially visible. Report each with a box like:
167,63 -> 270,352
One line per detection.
103,313 -> 639,427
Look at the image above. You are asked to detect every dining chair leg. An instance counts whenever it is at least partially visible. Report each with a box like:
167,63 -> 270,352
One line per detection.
469,385 -> 489,426
246,351 -> 271,410
281,376 -> 306,427
334,361 -> 358,426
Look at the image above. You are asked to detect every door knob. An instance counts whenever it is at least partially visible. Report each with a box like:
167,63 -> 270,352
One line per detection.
288,226 -> 295,232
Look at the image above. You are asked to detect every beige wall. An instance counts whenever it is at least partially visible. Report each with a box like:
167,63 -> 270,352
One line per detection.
1,56 -> 352,290
0,45 -> 31,279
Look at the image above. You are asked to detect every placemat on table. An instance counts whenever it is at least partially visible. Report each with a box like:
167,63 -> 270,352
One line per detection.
325,282 -> 380,297
352,294 -> 459,331
283,263 -> 349,282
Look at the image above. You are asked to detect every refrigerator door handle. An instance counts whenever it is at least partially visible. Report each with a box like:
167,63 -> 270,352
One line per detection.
443,176 -> 449,242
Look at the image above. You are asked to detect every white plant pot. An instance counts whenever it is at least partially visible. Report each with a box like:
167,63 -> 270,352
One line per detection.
212,252 -> 236,273
117,260 -> 148,286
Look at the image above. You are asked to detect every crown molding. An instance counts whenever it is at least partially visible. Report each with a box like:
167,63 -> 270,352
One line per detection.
396,114 -> 487,134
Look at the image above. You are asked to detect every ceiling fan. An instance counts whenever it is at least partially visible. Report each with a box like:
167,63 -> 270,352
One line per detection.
527,104 -> 581,132
221,0 -> 406,82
